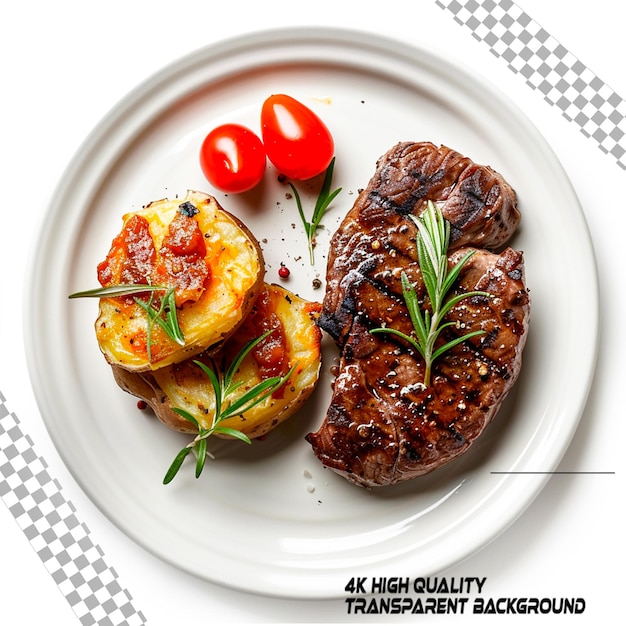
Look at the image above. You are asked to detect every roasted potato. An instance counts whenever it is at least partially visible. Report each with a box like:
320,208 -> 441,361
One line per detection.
112,283 -> 323,439
95,190 -> 264,372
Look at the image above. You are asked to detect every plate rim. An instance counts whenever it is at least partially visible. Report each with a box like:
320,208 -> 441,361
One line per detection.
24,25 -> 599,599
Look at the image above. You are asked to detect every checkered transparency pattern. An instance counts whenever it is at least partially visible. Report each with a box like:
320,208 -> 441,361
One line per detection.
436,0 -> 626,170
0,393 -> 146,626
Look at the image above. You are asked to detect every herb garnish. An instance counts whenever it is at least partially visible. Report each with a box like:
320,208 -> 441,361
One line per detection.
289,157 -> 342,264
371,201 -> 490,387
69,284 -> 185,361
163,330 -> 297,484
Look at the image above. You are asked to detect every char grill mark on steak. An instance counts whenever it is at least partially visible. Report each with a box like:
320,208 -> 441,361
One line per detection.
308,142 -> 529,488
309,248 -> 529,487
319,142 -> 520,346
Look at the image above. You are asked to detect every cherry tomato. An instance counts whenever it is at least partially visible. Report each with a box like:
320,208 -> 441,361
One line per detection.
199,123 -> 266,193
260,94 -> 334,181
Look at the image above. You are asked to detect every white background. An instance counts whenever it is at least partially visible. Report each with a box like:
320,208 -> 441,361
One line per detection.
1,0 -> 623,623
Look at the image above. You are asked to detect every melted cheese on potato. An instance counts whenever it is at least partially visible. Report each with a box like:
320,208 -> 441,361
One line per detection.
95,190 -> 264,372
147,284 -> 322,439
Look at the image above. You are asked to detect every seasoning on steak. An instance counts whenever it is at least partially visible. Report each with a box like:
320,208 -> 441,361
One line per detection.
306,142 -> 529,488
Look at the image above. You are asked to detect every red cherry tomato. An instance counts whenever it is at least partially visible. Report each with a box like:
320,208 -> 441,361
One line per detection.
260,94 -> 334,181
199,123 -> 266,193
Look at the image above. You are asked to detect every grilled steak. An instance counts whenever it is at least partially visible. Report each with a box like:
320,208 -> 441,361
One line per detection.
306,142 -> 529,487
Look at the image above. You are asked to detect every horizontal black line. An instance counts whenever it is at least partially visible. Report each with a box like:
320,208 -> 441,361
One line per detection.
491,471 -> 615,475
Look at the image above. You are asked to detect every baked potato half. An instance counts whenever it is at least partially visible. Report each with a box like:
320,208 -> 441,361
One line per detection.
94,190 -> 264,372
112,283 -> 323,439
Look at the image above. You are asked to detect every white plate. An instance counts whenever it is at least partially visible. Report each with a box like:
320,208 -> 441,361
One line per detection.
25,27 -> 598,599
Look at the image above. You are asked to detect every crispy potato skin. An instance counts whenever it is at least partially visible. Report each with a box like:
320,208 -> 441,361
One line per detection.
95,190 -> 264,372
112,284 -> 323,439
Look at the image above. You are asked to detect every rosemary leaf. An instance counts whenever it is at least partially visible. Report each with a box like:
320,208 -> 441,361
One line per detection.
134,292 -> 156,361
224,330 -> 275,392
193,360 -> 223,419
195,438 -> 208,478
162,288 -> 185,345
68,284 -> 167,299
441,250 -> 478,295
311,158 -> 342,230
212,427 -> 252,443
432,329 -> 487,362
220,377 -> 283,419
290,184 -> 310,238
439,289 -> 487,319
163,447 -> 192,485
171,407 -> 200,429
370,326 -> 423,357
221,365 -> 295,420
400,272 -> 429,348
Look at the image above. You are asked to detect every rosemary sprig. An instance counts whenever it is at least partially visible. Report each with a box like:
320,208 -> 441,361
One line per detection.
289,157 -> 342,264
163,329 -> 297,484
371,200 -> 490,387
69,284 -> 185,360
133,288 -> 184,360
